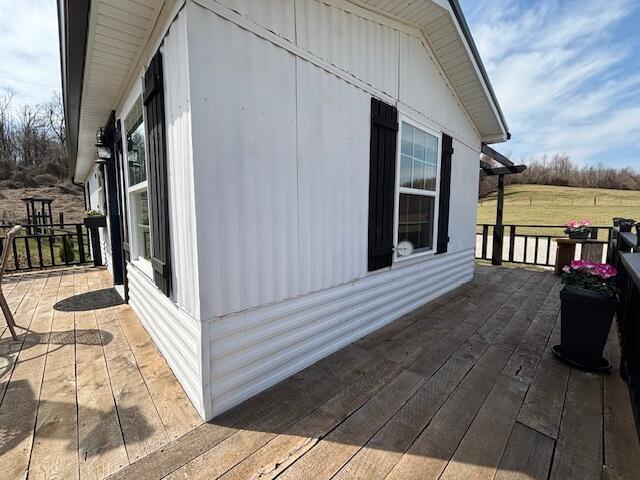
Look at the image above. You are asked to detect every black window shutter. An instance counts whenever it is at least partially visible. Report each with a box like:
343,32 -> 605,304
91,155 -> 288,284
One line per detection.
368,98 -> 398,271
436,133 -> 454,254
143,50 -> 172,296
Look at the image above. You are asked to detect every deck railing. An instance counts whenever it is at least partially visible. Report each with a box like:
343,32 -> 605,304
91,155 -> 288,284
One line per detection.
0,222 -> 93,272
476,223 -> 612,267
611,227 -> 640,435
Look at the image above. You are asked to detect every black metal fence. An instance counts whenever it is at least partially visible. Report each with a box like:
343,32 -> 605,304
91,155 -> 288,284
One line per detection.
476,224 -> 612,267
611,227 -> 640,435
0,222 -> 93,272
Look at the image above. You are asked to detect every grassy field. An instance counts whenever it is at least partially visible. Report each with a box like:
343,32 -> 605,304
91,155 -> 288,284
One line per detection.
477,184 -> 640,237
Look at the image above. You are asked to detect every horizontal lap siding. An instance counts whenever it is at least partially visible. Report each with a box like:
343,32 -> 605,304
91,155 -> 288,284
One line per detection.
127,264 -> 205,417
209,248 -> 474,415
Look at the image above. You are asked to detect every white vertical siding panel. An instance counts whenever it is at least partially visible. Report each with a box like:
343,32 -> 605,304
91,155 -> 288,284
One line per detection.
295,0 -> 399,97
449,140 -> 480,252
296,60 -> 369,293
188,3 -> 299,317
162,10 -> 200,318
85,167 -> 111,270
399,33 -> 480,147
214,0 -> 296,40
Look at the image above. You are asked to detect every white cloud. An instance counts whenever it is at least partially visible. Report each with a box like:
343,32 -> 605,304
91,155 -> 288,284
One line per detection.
0,0 -> 61,106
465,0 -> 640,166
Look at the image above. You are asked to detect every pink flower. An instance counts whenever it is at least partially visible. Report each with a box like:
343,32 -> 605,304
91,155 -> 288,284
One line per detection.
566,260 -> 617,279
570,260 -> 593,269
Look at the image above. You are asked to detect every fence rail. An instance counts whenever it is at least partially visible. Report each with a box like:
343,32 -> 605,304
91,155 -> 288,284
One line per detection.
0,223 -> 93,272
476,223 -> 612,267
611,227 -> 640,436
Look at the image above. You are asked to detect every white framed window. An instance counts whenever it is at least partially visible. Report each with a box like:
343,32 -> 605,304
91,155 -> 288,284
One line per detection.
394,117 -> 441,259
123,94 -> 152,268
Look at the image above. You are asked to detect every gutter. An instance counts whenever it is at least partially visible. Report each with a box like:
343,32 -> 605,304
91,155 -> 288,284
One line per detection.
57,0 -> 91,182
447,0 -> 511,141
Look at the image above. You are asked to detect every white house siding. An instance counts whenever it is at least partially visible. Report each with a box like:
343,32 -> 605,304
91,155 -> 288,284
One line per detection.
162,10 -> 201,320
182,0 -> 483,417
85,166 -> 112,272
449,140 -> 482,252
296,60 -> 370,294
214,0 -> 295,41
187,3 -> 300,318
398,33 -> 481,149
111,9 -> 210,418
209,249 -> 473,415
295,0 -> 400,97
127,264 -> 206,416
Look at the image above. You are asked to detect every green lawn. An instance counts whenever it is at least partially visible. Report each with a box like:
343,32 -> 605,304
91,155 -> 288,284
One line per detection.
477,184 -> 640,238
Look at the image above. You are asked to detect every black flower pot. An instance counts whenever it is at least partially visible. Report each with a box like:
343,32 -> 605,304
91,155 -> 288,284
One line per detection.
84,215 -> 107,228
556,285 -> 617,371
568,231 -> 589,240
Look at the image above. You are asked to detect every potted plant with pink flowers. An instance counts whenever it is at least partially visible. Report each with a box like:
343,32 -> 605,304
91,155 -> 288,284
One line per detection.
554,260 -> 618,371
564,219 -> 592,240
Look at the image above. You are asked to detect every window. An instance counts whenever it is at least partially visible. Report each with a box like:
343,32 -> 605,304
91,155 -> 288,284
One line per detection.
396,120 -> 439,257
124,95 -> 151,263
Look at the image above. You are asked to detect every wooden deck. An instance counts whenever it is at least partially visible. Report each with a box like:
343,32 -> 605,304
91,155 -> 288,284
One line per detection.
1,266 -> 639,479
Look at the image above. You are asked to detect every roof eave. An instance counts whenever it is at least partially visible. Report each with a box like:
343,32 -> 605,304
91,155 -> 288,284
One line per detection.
57,0 -> 91,182
447,0 -> 510,142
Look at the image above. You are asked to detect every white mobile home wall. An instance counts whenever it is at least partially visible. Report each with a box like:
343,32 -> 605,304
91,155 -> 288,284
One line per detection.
88,0 -> 483,420
85,165 -> 112,273
182,0 -> 482,416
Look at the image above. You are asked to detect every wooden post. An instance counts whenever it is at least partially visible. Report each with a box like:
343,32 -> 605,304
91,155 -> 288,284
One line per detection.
89,226 -> 103,267
76,224 -> 86,264
492,174 -> 505,265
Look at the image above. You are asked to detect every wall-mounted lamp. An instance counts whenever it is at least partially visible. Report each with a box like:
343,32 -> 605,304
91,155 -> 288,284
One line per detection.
95,128 -> 113,162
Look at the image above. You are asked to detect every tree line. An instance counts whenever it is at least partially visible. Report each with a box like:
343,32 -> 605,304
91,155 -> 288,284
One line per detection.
0,90 -> 67,188
479,153 -> 640,197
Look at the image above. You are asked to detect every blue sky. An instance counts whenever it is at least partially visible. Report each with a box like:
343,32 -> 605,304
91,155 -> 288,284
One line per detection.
1,0 -> 639,169
460,0 -> 640,169
0,0 -> 60,105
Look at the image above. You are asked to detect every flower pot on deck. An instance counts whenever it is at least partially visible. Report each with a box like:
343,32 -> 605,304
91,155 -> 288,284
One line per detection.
568,231 -> 589,240
557,285 -> 616,370
84,215 -> 107,229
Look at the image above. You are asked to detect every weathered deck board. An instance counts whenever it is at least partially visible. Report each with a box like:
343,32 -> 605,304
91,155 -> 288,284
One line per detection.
27,272 -> 82,479
112,306 -> 202,440
493,422 -> 555,480
603,325 -> 640,479
517,316 -> 570,439
0,273 -> 61,480
549,369 -> 603,480
1,265 -> 638,480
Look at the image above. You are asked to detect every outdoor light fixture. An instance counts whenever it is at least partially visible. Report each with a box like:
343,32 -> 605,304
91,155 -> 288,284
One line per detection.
95,127 -> 113,161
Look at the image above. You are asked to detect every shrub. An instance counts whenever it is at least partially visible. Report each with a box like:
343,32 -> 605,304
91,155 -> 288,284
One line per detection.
33,174 -> 59,186
58,236 -> 76,263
